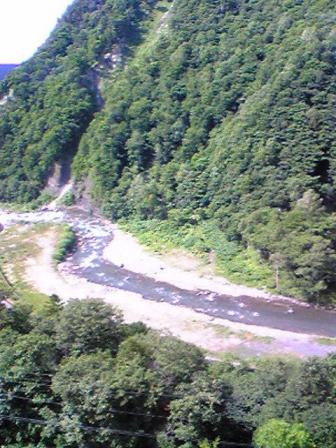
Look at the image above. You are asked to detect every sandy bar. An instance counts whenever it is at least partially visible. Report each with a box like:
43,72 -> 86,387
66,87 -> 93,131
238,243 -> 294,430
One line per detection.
104,225 -> 306,306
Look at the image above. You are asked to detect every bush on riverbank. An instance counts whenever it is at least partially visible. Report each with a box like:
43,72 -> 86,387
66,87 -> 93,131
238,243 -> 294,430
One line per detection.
120,218 -> 275,291
59,191 -> 75,207
53,224 -> 76,263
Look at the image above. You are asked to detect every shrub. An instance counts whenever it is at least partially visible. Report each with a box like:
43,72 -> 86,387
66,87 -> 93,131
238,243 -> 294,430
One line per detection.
53,225 -> 76,263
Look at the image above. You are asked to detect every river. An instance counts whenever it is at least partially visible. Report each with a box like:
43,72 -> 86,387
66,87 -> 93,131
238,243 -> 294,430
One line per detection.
1,206 -> 336,339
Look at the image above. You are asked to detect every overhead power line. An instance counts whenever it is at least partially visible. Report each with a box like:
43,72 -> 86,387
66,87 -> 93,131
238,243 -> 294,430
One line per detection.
0,375 -> 186,400
0,377 -> 253,447
0,393 -> 166,419
0,413 -> 253,447
0,413 -> 157,439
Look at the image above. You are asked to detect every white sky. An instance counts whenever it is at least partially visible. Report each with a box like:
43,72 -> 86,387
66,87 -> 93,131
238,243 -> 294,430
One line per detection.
0,0 -> 74,63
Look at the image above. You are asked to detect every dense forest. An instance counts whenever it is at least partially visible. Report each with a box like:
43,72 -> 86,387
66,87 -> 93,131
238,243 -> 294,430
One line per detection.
1,0 -> 336,303
0,291 -> 335,448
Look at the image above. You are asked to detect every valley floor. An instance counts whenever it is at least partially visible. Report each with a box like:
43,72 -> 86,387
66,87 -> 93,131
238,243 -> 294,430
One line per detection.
1,201 -> 336,358
18,224 -> 336,359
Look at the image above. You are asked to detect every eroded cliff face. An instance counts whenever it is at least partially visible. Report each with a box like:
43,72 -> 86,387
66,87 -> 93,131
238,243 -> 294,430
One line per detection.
88,43 -> 127,110
0,88 -> 14,106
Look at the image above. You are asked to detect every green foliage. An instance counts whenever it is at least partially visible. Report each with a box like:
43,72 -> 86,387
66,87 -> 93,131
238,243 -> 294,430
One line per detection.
240,191 -> 336,302
300,403 -> 336,448
59,191 -> 75,207
54,299 -> 123,356
164,374 -> 235,446
0,292 -> 335,447
30,191 -> 56,210
221,355 -> 336,448
2,0 -> 336,302
53,225 -> 76,263
121,218 -> 275,289
75,0 -> 336,304
253,419 -> 315,448
0,303 -> 33,334
0,0 -> 160,203
198,440 -> 219,448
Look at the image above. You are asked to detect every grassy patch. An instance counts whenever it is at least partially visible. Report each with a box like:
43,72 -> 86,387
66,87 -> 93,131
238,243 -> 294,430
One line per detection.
0,202 -> 37,212
0,224 -> 54,311
134,0 -> 173,58
185,320 -> 275,346
251,335 -> 275,344
0,224 -> 48,275
14,287 -> 53,313
209,324 -> 236,338
314,337 -> 336,346
53,224 -> 76,263
0,192 -> 55,212
209,324 -> 275,344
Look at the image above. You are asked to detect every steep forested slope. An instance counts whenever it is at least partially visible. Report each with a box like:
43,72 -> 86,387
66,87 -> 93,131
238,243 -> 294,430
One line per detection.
0,0 -> 163,202
1,0 -> 336,303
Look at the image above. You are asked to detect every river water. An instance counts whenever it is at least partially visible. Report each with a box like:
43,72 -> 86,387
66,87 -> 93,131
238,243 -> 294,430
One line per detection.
2,207 -> 336,339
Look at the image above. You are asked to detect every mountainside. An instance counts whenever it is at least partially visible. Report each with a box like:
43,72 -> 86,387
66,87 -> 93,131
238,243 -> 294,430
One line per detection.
0,64 -> 18,80
1,0 -> 336,303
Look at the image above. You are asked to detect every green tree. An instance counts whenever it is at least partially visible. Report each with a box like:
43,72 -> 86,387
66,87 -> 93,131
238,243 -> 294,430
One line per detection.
0,332 -> 58,446
301,404 -> 336,448
163,373 -> 236,446
198,440 -> 219,448
254,419 -> 315,448
50,351 -> 117,447
55,299 -> 123,356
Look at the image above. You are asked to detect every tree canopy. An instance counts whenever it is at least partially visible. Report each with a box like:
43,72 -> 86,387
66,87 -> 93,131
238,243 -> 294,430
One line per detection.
0,290 -> 335,448
254,419 -> 315,448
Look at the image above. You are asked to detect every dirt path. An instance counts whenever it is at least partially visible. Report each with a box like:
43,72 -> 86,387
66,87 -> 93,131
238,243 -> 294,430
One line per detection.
23,229 -> 335,358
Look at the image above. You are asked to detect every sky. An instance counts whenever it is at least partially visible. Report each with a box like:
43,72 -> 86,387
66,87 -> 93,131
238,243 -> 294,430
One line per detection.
0,0 -> 74,63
